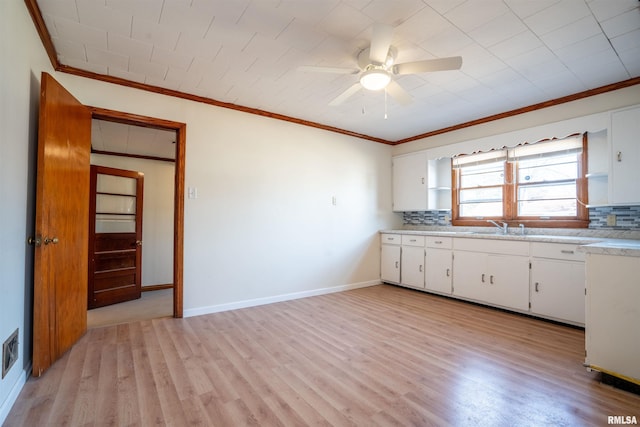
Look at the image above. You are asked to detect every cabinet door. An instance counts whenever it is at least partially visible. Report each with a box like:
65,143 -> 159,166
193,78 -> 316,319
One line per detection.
452,250 -> 486,301
401,246 -> 425,289
381,245 -> 400,284
611,107 -> 640,204
392,153 -> 427,211
425,248 -> 452,294
486,254 -> 529,311
531,259 -> 585,324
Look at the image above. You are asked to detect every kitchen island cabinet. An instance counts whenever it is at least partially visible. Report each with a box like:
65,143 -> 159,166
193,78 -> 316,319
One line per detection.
584,251 -> 640,386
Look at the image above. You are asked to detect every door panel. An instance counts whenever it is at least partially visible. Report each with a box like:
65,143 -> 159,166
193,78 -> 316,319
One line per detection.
33,73 -> 91,377
88,166 -> 144,309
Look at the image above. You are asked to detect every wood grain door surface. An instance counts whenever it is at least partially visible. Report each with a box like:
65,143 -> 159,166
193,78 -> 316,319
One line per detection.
88,165 -> 144,309
32,73 -> 91,377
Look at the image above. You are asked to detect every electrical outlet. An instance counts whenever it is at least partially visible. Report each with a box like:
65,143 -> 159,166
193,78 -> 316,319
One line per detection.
2,329 -> 19,379
606,214 -> 617,227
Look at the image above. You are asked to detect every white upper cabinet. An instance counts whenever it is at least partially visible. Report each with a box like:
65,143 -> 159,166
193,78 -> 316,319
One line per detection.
610,106 -> 640,205
392,152 -> 427,212
392,152 -> 452,212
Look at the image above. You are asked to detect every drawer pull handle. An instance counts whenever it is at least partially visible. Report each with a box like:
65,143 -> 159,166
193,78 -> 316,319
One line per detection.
434,240 -> 442,244
560,250 -> 574,254
410,239 -> 417,242
388,237 -> 395,241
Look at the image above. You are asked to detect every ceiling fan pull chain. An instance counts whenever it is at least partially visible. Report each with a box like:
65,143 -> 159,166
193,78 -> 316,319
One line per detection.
384,88 -> 388,120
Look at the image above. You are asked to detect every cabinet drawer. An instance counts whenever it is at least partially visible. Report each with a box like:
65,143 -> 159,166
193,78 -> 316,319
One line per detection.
381,234 -> 401,245
402,235 -> 425,247
453,237 -> 529,256
426,236 -> 452,249
530,242 -> 585,262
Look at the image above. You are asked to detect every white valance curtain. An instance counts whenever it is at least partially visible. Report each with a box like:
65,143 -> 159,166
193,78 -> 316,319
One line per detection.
452,132 -> 584,168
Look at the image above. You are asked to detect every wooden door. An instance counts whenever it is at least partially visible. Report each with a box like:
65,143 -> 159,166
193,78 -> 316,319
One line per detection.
88,165 -> 144,309
32,73 -> 91,377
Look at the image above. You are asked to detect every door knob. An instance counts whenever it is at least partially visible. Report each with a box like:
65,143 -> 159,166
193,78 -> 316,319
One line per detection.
136,240 -> 142,247
44,237 -> 59,245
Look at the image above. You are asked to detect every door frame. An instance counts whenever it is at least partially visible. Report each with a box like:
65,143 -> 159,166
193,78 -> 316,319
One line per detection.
89,107 -> 185,318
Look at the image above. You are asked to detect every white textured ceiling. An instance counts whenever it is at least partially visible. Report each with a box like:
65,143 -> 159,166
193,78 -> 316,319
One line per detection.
35,0 -> 640,143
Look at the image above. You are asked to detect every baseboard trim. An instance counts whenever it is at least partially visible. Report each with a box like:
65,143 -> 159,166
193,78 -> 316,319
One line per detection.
183,280 -> 380,318
0,363 -> 31,425
141,283 -> 173,292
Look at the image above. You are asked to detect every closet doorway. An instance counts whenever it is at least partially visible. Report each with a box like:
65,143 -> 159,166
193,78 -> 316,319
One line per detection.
87,109 -> 185,326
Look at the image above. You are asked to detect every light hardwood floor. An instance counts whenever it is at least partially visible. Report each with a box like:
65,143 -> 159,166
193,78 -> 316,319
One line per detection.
87,288 -> 173,328
5,285 -> 639,426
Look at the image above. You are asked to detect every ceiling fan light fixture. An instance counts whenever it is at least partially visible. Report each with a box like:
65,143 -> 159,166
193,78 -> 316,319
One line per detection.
360,69 -> 391,91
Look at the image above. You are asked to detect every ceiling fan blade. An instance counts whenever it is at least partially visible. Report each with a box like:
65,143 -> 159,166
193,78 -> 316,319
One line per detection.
369,24 -> 393,64
329,83 -> 362,106
298,65 -> 359,74
386,80 -> 412,106
393,56 -> 463,75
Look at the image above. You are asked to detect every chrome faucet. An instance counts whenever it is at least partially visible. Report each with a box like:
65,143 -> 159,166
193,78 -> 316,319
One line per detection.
519,223 -> 526,235
487,220 -> 508,234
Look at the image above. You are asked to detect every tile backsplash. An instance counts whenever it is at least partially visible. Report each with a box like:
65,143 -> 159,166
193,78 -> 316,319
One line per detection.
403,206 -> 640,230
589,206 -> 640,229
403,211 -> 451,226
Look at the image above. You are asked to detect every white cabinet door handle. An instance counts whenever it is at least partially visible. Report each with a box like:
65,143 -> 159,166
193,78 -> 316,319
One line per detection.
490,275 -> 494,284
446,268 -> 450,277
481,273 -> 485,283
419,265 -> 423,272
617,151 -> 622,162
395,261 -> 399,269
535,282 -> 539,292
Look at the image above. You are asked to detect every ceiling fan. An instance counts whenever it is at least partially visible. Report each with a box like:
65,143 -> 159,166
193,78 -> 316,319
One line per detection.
300,24 -> 462,107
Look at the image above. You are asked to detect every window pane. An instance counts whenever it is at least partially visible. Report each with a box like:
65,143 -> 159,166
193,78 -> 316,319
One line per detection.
460,162 -> 504,187
518,182 -> 576,201
518,154 -> 577,184
518,183 -> 576,216
518,199 -> 576,216
460,187 -> 502,203
460,201 -> 503,217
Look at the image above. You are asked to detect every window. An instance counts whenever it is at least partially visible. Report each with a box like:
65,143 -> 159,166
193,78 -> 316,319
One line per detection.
452,134 -> 588,228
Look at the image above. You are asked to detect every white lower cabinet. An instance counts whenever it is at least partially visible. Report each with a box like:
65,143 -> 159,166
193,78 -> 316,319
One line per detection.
425,237 -> 452,294
452,238 -> 529,311
381,233 -> 587,326
400,235 -> 426,289
380,234 -> 401,284
530,243 -> 585,325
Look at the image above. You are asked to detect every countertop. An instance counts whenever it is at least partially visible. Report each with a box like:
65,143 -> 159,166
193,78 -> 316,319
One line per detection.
380,228 -> 640,257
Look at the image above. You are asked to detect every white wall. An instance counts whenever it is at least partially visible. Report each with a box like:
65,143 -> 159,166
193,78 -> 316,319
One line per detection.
58,76 -> 400,315
1,6 -> 400,421
91,154 -> 175,287
0,1 -> 55,421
